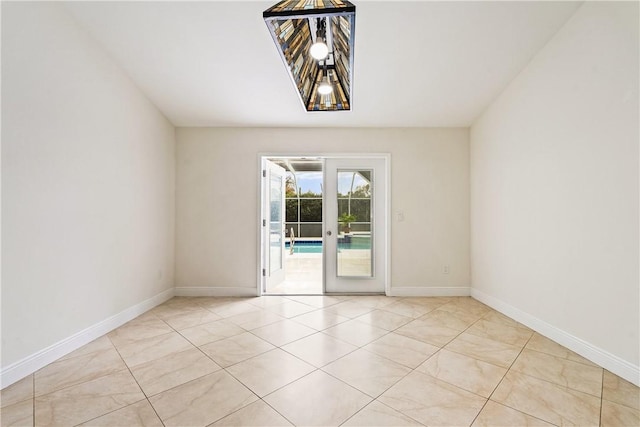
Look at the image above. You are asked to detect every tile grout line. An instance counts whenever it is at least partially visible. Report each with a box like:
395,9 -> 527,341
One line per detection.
331,299 -> 493,426
468,332 -> 562,427
599,369 -> 604,427
276,332 -> 361,371
30,354 -> 136,403
338,398 -> 426,427
203,368 -> 263,427
258,397 -> 298,427
474,334 -> 521,424
244,303 -> 413,424
156,302 -> 325,426
598,375 -> 640,411
256,368 -> 322,425
522,336 -> 601,369
497,361 -> 604,399
419,309 -> 496,422
420,305 -> 525,427
105,334 -> 167,427
144,315 -> 182,427
165,304 -> 259,371
329,303 -> 450,426
122,309 -> 233,422
30,323 -> 171,425
32,373 -> 35,427
466,332 -> 530,427
153,303 -> 294,424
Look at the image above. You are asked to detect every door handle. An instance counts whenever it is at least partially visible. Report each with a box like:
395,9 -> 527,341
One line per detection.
326,230 -> 332,236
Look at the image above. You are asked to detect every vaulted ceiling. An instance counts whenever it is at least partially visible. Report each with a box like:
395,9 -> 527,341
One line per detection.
64,1 -> 581,127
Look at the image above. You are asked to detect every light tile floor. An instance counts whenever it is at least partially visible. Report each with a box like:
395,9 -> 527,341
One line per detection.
1,296 -> 639,426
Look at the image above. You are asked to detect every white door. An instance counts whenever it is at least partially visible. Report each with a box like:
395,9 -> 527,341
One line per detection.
263,160 -> 286,292
324,157 -> 388,293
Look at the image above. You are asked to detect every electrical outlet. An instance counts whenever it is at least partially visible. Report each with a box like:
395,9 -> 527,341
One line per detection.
443,265 -> 450,274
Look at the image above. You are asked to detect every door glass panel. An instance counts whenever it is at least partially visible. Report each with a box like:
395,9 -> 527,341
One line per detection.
270,173 -> 283,273
337,170 -> 373,277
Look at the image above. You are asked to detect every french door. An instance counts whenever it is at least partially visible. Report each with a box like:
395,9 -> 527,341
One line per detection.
263,160 -> 286,292
260,155 -> 388,295
324,157 -> 388,293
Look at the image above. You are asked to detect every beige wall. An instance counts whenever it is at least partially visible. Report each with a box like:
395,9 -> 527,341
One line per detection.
176,128 -> 470,294
470,1 -> 639,379
2,3 -> 175,369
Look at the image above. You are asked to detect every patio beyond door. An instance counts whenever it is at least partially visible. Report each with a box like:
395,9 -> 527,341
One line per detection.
324,158 -> 388,293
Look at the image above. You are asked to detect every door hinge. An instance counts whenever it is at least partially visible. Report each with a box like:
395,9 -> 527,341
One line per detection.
262,268 -> 266,277
262,219 -> 266,227
262,170 -> 266,178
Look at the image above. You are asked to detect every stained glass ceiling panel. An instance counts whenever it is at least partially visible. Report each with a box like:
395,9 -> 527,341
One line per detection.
264,0 -> 355,17
264,0 -> 355,112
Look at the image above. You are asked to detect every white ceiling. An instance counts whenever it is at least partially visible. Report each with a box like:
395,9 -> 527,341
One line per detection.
64,1 -> 581,128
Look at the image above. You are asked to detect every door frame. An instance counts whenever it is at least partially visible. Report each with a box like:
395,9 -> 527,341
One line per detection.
257,153 -> 391,296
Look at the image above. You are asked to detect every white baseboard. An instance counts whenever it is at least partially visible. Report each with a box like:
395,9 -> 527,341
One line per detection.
388,286 -> 471,297
471,288 -> 640,387
174,286 -> 258,297
0,287 -> 174,389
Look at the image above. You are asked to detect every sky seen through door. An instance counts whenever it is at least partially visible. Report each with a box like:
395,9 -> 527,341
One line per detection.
290,171 -> 370,195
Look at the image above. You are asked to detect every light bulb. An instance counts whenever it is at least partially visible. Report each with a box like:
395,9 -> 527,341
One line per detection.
310,41 -> 329,60
318,81 -> 333,95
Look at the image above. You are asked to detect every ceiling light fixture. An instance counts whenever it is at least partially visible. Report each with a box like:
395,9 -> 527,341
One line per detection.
318,65 -> 333,95
310,41 -> 329,60
310,18 -> 329,60
263,0 -> 355,112
318,81 -> 333,95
